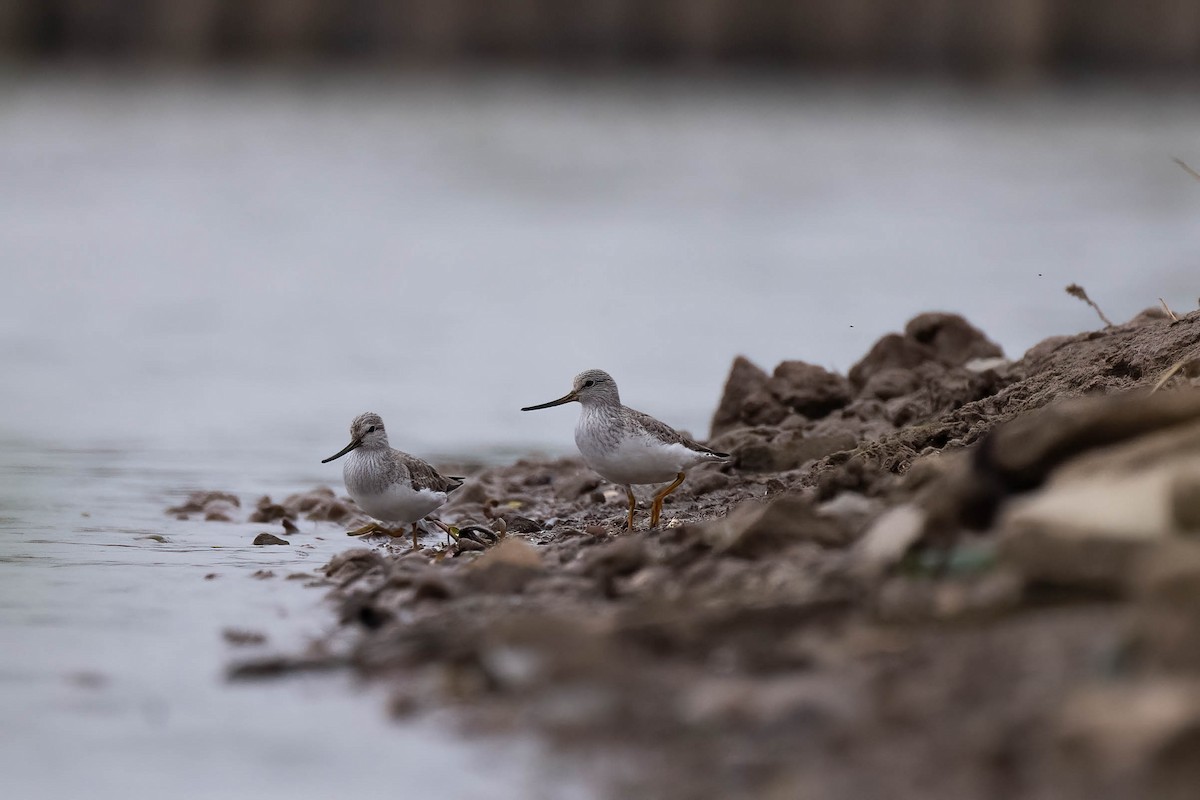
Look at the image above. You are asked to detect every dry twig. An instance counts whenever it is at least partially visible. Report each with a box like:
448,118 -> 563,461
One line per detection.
1066,283 -> 1114,327
1172,157 -> 1200,182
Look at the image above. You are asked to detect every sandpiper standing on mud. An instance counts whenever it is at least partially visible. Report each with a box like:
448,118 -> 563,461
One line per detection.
522,369 -> 729,531
322,412 -> 463,549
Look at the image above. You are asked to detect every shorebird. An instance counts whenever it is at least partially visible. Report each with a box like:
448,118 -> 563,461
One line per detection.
321,412 -> 463,549
522,369 -> 729,531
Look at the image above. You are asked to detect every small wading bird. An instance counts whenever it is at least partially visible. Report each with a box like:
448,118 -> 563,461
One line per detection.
522,369 -> 730,531
322,412 -> 463,549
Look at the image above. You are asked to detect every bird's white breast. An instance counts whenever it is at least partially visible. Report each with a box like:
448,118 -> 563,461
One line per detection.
576,426 -> 699,486
343,453 -> 448,524
351,480 -> 448,525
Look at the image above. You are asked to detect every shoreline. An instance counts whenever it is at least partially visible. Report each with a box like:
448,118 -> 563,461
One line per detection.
219,306 -> 1200,800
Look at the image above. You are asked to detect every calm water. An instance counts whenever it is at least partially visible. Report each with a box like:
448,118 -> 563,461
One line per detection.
2,70 -> 1200,797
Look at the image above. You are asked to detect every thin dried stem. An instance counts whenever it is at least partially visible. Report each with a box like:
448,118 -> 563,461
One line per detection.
1159,297 -> 1179,322
1173,157 -> 1200,182
1066,283 -> 1114,327
1151,358 -> 1189,394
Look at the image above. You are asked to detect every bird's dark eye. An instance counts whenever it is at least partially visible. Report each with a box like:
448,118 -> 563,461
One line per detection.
584,380 -> 595,387
367,425 -> 376,433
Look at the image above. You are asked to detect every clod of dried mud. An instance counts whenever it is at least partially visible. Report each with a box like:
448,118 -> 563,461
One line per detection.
236,309 -> 1200,800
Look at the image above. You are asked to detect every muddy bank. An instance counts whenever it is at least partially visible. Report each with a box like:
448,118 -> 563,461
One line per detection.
222,306 -> 1200,800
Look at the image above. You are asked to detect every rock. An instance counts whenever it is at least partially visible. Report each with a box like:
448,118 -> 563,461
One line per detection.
577,537 -> 648,580
991,408 -> 1200,590
852,504 -> 927,577
710,355 -> 771,438
446,479 -> 489,506
248,495 -> 296,523
904,312 -> 1004,367
1126,305 -> 1172,326
681,470 -> 732,498
282,486 -> 355,522
497,512 -> 542,533
848,334 -> 936,391
556,472 -> 603,500
464,538 -> 544,594
1057,681 -> 1200,800
324,548 -> 385,584
223,629 -> 267,645
771,430 -> 857,471
998,489 -> 1168,592
964,356 -> 1010,374
281,518 -> 300,535
980,391 -> 1200,494
710,427 -> 856,473
766,361 -> 852,419
848,312 -> 1002,390
700,495 -> 850,557
1131,540 -> 1200,671
167,490 -> 241,516
815,491 -> 879,532
474,537 -> 542,569
859,367 -> 921,401
252,533 -> 289,545
709,426 -> 778,472
204,498 -> 240,521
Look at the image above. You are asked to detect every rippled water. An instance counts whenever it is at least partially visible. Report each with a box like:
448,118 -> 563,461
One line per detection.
2,70 -> 1199,797
0,442 -> 583,800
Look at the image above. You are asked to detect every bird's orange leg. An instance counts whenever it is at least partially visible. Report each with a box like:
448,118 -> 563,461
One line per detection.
650,472 -> 686,528
411,522 -> 420,550
624,485 -> 637,532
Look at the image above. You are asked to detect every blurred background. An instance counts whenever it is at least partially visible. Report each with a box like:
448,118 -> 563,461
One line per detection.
2,3 -> 1200,800
0,0 -> 1199,459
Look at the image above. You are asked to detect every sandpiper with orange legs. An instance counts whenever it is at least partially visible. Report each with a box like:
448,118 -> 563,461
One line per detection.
322,412 -> 463,549
522,370 -> 729,531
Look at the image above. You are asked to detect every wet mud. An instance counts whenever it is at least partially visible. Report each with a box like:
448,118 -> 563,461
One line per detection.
208,307 -> 1200,800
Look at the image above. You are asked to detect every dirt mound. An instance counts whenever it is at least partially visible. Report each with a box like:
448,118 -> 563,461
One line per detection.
236,307 -> 1200,800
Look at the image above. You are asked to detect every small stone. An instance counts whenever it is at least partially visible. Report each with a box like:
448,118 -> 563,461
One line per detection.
203,498 -> 239,522
556,473 -> 603,500
578,537 -> 647,579
700,494 -> 850,558
852,504 -> 926,577
252,533 -> 289,546
167,490 -> 241,515
474,537 -> 542,569
223,629 -> 267,645
498,513 -> 542,533
249,499 -> 295,523
325,548 -> 384,583
464,538 -> 544,594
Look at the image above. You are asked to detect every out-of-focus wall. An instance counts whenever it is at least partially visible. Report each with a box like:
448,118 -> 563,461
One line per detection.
1,0 -> 1199,74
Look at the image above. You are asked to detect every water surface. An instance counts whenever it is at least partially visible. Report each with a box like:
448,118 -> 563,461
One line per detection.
2,70 -> 1199,798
